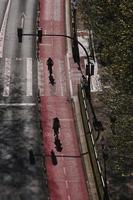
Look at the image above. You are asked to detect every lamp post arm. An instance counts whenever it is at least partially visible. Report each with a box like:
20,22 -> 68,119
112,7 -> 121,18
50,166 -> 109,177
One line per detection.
41,33 -> 91,66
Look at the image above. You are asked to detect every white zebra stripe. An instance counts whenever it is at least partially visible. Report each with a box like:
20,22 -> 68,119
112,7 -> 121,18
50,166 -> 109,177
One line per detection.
26,58 -> 32,96
3,58 -> 11,96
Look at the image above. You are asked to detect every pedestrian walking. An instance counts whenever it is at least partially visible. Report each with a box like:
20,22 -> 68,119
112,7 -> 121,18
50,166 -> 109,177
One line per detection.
52,117 -> 61,136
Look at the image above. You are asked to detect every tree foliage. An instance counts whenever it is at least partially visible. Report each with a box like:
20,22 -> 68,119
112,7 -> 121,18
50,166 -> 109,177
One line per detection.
78,0 -> 133,175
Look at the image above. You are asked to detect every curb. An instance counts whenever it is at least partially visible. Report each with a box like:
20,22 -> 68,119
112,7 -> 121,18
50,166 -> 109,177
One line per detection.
72,96 -> 99,200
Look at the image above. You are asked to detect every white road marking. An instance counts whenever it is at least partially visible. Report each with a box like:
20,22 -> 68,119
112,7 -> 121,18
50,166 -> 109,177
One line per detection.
63,167 -> 66,175
91,134 -> 95,145
88,122 -> 92,132
0,103 -> 36,106
58,60 -> 64,96
3,58 -> 11,96
16,57 -> 22,61
26,58 -> 32,96
44,0 -> 52,20
54,0 -> 61,21
86,112 -> 89,120
97,160 -> 102,174
0,0 -> 11,58
65,180 -> 69,189
38,61 -> 44,95
62,156 -> 64,161
66,54 -> 73,96
60,118 -> 73,121
40,29 -> 53,46
44,0 -> 61,21
68,195 -> 71,200
39,43 -> 52,46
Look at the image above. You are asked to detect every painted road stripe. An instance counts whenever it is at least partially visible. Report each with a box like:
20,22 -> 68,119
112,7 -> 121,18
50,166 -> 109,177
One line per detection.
86,112 -> 89,120
26,58 -> 32,96
60,118 -> 73,121
0,103 -> 36,106
88,121 -> 92,132
0,0 -> 11,58
67,53 -> 73,96
94,146 -> 98,159
44,0 -> 61,21
3,58 -> 11,96
68,195 -> 71,200
91,134 -> 95,145
97,160 -> 102,174
38,61 -> 44,95
65,180 -> 69,189
44,0 -> 52,20
54,0 -> 61,21
63,167 -> 66,175
59,60 -> 64,96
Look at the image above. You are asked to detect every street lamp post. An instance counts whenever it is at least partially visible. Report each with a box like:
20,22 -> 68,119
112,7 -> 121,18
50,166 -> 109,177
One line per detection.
71,0 -> 92,101
71,0 -> 81,68
100,136 -> 110,200
70,2 -> 104,140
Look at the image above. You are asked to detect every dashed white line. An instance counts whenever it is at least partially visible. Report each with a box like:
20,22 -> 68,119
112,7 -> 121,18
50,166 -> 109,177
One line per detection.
66,53 -> 73,96
38,61 -> 44,95
63,167 -> 66,175
91,134 -> 95,145
86,112 -> 89,120
54,0 -> 61,21
59,60 -> 64,96
0,103 -> 36,106
60,118 -> 73,121
68,195 -> 71,200
61,156 -> 64,161
26,58 -> 32,96
88,121 -> 92,132
3,58 -> 11,97
65,180 -> 69,189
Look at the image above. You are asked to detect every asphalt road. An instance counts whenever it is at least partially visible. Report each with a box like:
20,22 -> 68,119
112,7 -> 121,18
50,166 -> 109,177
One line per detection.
0,0 -> 48,199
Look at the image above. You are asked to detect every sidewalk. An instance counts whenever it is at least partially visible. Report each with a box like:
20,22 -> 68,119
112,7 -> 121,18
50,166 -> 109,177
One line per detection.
72,96 -> 99,200
65,1 -> 99,200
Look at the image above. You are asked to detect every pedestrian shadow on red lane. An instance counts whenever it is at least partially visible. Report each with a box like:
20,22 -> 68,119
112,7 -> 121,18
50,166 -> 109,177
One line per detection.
54,135 -> 63,152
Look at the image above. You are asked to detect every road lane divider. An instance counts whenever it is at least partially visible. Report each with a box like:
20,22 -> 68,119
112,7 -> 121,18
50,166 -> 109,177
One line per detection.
67,195 -> 71,200
3,58 -> 11,96
53,0 -> 61,21
58,60 -> 65,96
63,167 -> 66,175
66,53 -> 73,97
0,0 -> 11,58
65,180 -> 69,189
26,58 -> 32,96
0,103 -> 36,106
38,61 -> 45,96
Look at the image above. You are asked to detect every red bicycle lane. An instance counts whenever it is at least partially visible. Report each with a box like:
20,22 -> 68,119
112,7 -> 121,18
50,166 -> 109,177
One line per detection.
39,0 -> 89,199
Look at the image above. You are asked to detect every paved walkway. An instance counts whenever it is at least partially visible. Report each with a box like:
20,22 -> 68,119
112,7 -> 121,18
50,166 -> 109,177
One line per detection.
39,0 -> 89,199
